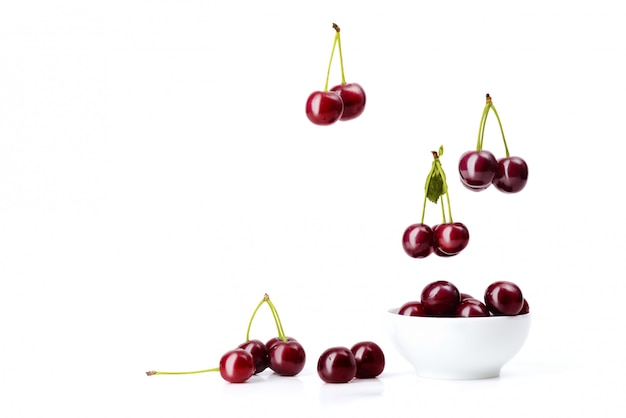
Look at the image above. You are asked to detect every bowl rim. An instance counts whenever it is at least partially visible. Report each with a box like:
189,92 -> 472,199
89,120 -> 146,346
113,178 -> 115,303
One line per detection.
387,307 -> 532,321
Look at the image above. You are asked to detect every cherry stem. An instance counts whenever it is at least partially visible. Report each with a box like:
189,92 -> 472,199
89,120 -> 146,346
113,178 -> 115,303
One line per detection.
335,25 -> 347,85
323,27 -> 340,92
245,294 -> 270,341
146,367 -> 219,376
265,297 -> 287,342
434,152 -> 453,223
490,103 -> 510,157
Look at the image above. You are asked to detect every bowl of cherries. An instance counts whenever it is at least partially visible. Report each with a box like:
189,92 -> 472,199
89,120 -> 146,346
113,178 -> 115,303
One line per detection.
386,280 -> 531,380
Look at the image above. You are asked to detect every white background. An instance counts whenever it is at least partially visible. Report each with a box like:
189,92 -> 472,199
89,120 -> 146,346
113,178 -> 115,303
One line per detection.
1,1 -> 625,417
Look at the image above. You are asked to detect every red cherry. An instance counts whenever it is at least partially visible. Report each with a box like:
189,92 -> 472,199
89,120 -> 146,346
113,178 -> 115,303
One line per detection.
519,298 -> 530,315
458,150 -> 498,191
350,341 -> 385,379
455,299 -> 491,317
402,223 -> 434,258
305,91 -> 343,125
484,281 -> 524,316
237,339 -> 269,374
330,83 -> 366,121
433,222 -> 469,256
219,349 -> 255,383
317,346 -> 356,383
268,340 -> 306,376
398,301 -> 427,317
420,280 -> 461,317
265,336 -> 297,351
492,156 -> 529,193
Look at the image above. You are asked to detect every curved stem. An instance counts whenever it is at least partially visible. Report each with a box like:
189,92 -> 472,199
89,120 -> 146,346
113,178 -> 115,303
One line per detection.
245,294 -> 269,341
146,368 -> 219,376
489,104 -> 510,157
324,33 -> 339,92
266,298 -> 287,342
336,30 -> 346,84
477,102 -> 490,151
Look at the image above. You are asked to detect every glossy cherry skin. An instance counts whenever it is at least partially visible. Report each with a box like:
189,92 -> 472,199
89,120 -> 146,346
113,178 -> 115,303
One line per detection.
268,340 -> 306,376
398,301 -> 427,317
219,349 -> 256,383
265,336 -> 297,351
317,346 -> 357,383
237,339 -> 269,374
519,298 -> 530,315
330,83 -> 366,121
433,223 -> 470,256
484,281 -> 524,316
420,280 -> 461,317
305,91 -> 344,125
350,341 -> 385,379
455,299 -> 491,317
402,223 -> 434,258
458,150 -> 497,191
460,293 -> 475,302
492,156 -> 528,193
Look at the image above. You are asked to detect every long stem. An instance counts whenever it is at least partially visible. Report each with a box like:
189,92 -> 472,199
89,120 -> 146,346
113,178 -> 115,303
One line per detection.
266,298 -> 287,342
146,368 -> 219,376
324,26 -> 340,92
420,193 -> 428,224
489,104 -> 510,157
477,102 -> 490,151
336,27 -> 346,84
440,197 -> 447,223
245,294 -> 269,341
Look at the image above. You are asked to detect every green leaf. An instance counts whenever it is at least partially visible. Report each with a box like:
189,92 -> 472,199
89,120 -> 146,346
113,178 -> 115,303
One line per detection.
426,167 -> 444,203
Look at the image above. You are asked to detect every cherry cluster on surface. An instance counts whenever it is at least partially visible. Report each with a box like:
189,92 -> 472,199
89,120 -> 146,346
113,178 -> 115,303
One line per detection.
146,294 -> 305,383
398,280 -> 529,318
317,341 -> 385,384
306,23 -> 366,125
459,94 -> 529,193
402,146 -> 470,259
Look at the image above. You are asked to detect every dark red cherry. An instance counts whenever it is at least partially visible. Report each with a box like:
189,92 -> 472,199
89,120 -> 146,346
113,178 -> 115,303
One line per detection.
350,341 -> 385,379
219,349 -> 256,383
398,301 -> 427,317
268,340 -> 306,376
433,222 -> 469,256
492,156 -> 528,193
460,293 -> 475,302
484,281 -> 524,316
455,299 -> 491,317
519,298 -> 530,315
402,223 -> 434,258
265,336 -> 297,352
420,280 -> 461,317
237,339 -> 269,374
458,150 -> 497,191
330,83 -> 366,121
305,91 -> 344,125
317,346 -> 356,383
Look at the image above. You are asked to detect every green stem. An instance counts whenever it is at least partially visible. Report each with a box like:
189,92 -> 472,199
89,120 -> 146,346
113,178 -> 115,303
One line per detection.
146,368 -> 219,376
324,27 -> 340,92
477,101 -> 490,151
489,104 -> 510,157
440,196 -> 446,223
266,298 -> 287,342
336,27 -> 346,84
245,295 -> 269,341
420,193 -> 428,224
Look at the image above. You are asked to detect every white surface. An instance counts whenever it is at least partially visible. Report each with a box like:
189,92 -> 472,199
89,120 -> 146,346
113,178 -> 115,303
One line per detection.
1,0 -> 625,417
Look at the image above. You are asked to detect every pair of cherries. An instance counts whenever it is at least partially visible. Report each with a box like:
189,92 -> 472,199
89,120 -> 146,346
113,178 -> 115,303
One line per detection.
306,23 -> 366,125
317,341 -> 385,384
459,94 -> 529,193
146,294 -> 305,383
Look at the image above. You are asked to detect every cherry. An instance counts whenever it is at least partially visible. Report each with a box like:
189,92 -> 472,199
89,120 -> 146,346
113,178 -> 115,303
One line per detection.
317,346 -> 357,383
460,293 -> 475,302
519,298 -> 530,314
484,281 -> 524,316
458,150 -> 497,191
350,341 -> 385,379
402,223 -> 434,258
266,336 -> 297,351
492,156 -> 529,193
305,91 -> 344,125
269,339 -> 306,376
421,280 -> 461,317
219,349 -> 256,383
398,301 -> 427,317
330,83 -> 366,121
432,222 -> 470,256
237,339 -> 269,374
455,299 -> 491,317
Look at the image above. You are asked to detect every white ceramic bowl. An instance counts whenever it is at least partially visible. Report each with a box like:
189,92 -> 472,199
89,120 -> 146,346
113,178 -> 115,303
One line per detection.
385,308 -> 531,379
